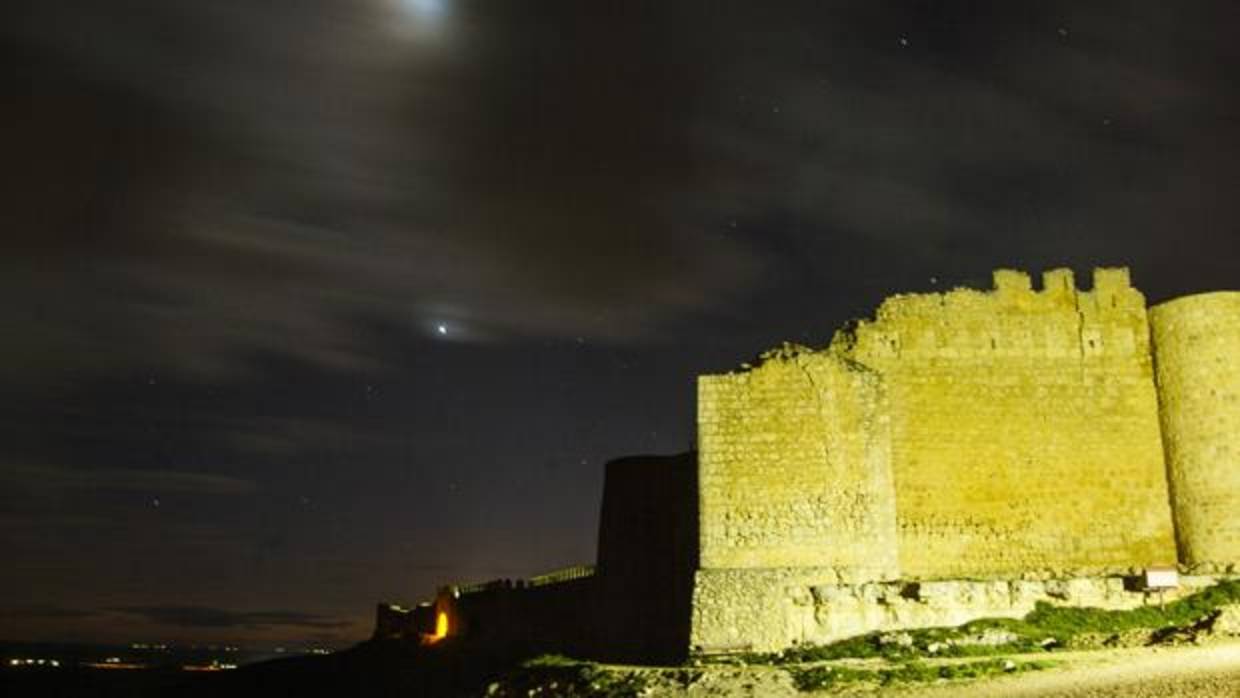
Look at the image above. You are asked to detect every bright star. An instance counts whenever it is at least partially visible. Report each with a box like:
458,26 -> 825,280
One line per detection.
436,324 -> 448,335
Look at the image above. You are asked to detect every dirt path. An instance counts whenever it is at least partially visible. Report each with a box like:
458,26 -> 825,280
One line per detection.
505,641 -> 1240,697
898,641 -> 1240,698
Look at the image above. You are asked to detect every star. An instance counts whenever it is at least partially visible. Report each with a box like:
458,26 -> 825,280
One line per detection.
436,324 -> 448,336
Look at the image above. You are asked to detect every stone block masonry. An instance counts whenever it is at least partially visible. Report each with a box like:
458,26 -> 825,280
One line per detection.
379,266 -> 1239,660
1151,292 -> 1240,572
834,267 -> 1176,578
691,267 -> 1236,652
697,349 -> 898,579
690,571 -> 1221,652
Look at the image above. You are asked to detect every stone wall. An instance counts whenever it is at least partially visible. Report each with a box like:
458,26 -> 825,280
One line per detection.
1151,292 -> 1240,572
689,267 -> 1184,652
595,453 -> 698,661
423,453 -> 700,663
834,268 -> 1176,578
441,576 -> 604,658
383,267 -> 1240,659
697,349 -> 898,580
691,571 -> 1220,653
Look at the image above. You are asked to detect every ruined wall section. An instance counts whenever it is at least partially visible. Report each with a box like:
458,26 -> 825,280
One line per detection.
697,349 -> 898,580
1150,292 -> 1240,572
835,268 -> 1177,578
690,570 -> 1221,653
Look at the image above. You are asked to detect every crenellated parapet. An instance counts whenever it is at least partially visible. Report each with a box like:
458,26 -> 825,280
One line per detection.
832,267 -> 1173,578
700,267 -> 1176,586
832,267 -> 1150,367
380,265 -> 1240,660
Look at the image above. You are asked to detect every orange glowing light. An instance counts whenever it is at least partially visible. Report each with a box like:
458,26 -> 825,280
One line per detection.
431,610 -> 449,640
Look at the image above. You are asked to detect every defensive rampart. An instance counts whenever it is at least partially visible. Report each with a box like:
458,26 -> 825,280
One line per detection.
691,267 -> 1196,651
697,350 -> 897,576
379,266 -> 1239,658
835,268 -> 1177,578
380,453 -> 698,662
1151,292 -> 1240,572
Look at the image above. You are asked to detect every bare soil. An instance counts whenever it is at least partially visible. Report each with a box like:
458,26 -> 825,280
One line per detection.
898,641 -> 1240,698
547,639 -> 1240,697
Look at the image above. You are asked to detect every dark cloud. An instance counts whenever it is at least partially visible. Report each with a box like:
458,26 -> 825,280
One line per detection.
115,606 -> 350,630
5,1 -> 1237,384
1,0 -> 762,382
5,1 -> 1239,384
2,464 -> 258,496
685,2 -> 1240,302
1,605 -> 98,620
3,0 -> 1238,646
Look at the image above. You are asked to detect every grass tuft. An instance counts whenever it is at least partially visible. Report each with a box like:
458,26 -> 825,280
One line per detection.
766,578 -> 1240,665
787,657 -> 1055,691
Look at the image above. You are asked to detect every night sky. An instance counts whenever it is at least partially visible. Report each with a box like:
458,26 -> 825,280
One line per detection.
3,1 -> 1238,646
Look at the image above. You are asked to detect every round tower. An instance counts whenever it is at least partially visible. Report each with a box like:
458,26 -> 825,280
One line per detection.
1150,292 -> 1240,572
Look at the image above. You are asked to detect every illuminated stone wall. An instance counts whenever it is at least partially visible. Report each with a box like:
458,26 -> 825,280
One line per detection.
1151,292 -> 1240,572
690,572 -> 1219,652
697,349 -> 898,579
383,267 -> 1240,658
836,267 -> 1177,578
689,267 -> 1187,651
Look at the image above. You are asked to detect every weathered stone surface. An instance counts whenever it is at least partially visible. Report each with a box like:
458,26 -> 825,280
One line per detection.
698,350 -> 898,577
1212,605 -> 1240,636
388,267 -> 1240,661
689,267 -> 1237,653
690,571 -> 1220,653
1150,292 -> 1240,570
835,267 -> 1176,578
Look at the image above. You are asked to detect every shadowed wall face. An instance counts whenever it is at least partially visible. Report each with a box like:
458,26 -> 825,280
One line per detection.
838,268 -> 1176,578
595,453 -> 698,662
1151,292 -> 1240,571
425,454 -> 700,663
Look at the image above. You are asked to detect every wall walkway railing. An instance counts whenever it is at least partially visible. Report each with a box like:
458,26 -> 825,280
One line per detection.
528,564 -> 597,587
445,564 -> 598,597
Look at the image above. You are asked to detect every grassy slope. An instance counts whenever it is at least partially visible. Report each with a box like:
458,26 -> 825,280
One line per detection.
498,579 -> 1240,695
768,578 -> 1240,665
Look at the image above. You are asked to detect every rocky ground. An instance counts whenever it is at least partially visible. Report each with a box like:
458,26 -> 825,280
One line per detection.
484,640 -> 1240,697
904,642 -> 1240,698
483,599 -> 1240,697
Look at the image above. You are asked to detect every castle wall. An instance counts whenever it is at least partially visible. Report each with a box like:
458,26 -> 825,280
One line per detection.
595,453 -> 698,661
412,454 -> 699,663
691,570 -> 1220,653
381,266 -> 1240,659
1150,292 -> 1240,572
696,350 -> 898,579
442,576 -> 605,658
835,268 -> 1177,578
